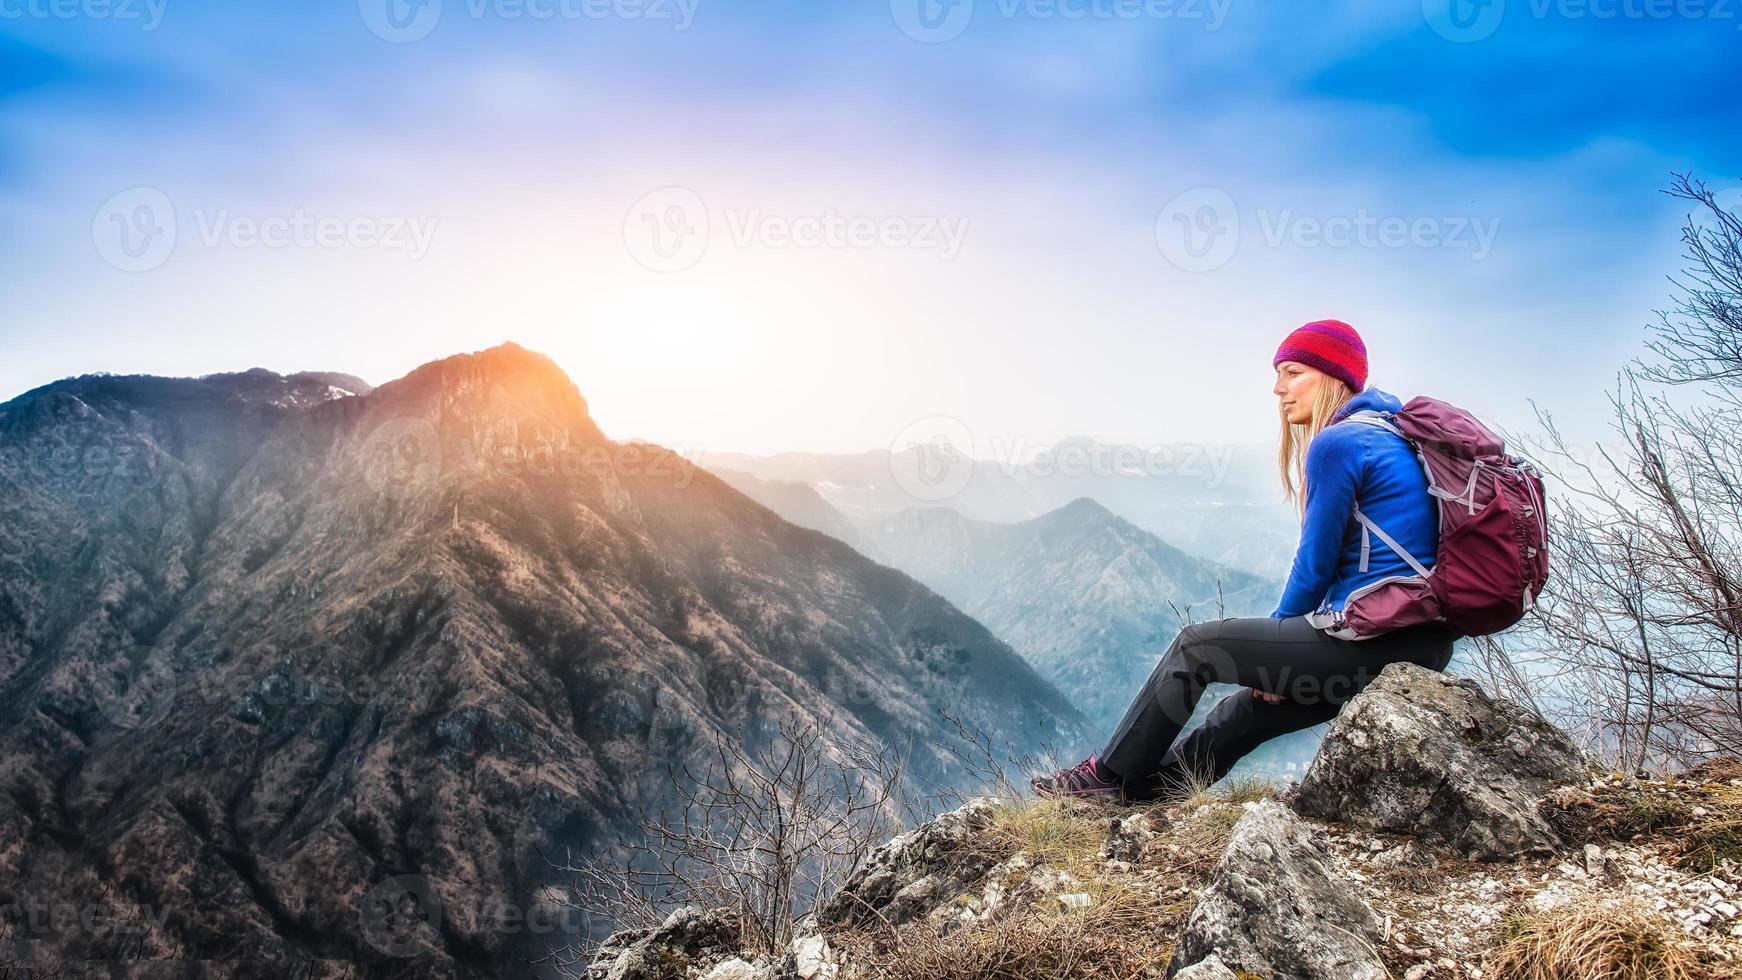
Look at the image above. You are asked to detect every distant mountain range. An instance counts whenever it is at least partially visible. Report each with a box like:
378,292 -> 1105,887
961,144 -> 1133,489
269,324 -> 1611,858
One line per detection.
0,345 -> 1083,977
709,481 -> 1279,733
694,439 -> 1302,581
863,500 -> 1276,731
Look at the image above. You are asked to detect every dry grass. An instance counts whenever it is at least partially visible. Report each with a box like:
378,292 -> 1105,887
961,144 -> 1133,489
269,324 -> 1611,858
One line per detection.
981,798 -> 1107,869
1542,760 -> 1742,873
1674,779 -> 1742,873
1489,898 -> 1711,980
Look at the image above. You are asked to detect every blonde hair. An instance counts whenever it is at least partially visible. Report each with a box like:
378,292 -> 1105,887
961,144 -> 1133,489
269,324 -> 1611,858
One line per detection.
1278,375 -> 1356,518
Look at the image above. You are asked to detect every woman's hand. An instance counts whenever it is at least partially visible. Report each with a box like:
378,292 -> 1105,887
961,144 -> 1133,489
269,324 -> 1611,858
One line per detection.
1252,689 -> 1286,704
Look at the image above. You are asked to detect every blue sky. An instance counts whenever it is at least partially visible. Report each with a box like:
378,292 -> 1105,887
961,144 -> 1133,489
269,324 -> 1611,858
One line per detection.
1,0 -> 1737,456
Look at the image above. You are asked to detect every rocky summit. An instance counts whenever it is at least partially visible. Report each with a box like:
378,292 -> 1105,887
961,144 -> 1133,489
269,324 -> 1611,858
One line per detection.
588,662 -> 1742,980
0,344 -> 1083,978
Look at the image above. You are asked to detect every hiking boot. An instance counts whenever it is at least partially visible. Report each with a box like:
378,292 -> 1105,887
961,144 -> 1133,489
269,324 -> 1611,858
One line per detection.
1031,754 -> 1125,800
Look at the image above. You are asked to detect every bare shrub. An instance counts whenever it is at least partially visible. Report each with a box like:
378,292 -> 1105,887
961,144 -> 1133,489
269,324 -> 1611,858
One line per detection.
1489,175 -> 1742,772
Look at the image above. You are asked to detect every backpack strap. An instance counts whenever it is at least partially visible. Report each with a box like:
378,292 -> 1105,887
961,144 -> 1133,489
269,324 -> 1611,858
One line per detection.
1354,508 -> 1432,577
1338,410 -> 1432,577
1341,409 -> 1403,437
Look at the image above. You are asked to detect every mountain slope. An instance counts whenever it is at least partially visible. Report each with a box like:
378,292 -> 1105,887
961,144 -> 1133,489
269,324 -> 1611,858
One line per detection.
0,344 -> 1082,978
863,500 -> 1276,731
707,467 -> 869,554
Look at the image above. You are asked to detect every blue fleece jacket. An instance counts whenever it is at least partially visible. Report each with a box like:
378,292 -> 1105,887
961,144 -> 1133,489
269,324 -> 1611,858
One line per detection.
1271,388 -> 1438,619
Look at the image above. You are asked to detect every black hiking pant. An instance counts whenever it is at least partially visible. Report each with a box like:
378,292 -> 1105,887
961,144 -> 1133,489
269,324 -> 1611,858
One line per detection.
1098,615 -> 1457,798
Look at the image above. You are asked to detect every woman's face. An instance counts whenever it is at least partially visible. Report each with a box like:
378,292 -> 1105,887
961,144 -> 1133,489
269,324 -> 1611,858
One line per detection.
1274,360 -> 1323,426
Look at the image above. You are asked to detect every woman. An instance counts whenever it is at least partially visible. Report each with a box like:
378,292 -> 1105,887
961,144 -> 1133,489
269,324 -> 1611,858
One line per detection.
1032,319 -> 1459,801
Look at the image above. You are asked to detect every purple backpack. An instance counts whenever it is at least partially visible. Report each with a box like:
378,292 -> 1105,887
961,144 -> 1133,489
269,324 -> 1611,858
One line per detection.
1306,397 -> 1550,641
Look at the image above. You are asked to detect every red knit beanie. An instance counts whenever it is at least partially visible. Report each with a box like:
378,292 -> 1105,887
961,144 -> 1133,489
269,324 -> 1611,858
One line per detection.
1273,319 -> 1368,392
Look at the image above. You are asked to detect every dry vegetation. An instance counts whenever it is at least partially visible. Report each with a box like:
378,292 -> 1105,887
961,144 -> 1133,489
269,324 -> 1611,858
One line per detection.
1490,898 -> 1708,980
832,779 -> 1281,980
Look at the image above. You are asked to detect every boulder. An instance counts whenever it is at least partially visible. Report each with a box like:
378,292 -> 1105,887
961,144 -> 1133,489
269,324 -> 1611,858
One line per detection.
814,797 -> 1004,929
1293,662 -> 1588,860
587,906 -> 742,980
1167,802 -> 1387,979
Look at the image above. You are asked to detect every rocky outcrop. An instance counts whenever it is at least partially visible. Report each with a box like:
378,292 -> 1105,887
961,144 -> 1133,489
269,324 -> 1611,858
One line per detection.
586,907 -> 743,980
1293,662 -> 1588,859
583,666 -> 1742,980
1167,801 -> 1387,979
813,798 -> 1005,930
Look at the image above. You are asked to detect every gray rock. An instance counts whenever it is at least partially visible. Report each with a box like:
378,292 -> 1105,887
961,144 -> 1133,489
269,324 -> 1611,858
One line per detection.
587,906 -> 741,980
703,957 -> 769,980
784,934 -> 840,980
1294,662 -> 1587,860
1173,954 -> 1238,980
1167,802 -> 1387,980
814,798 -> 1004,929
1100,812 -> 1159,864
